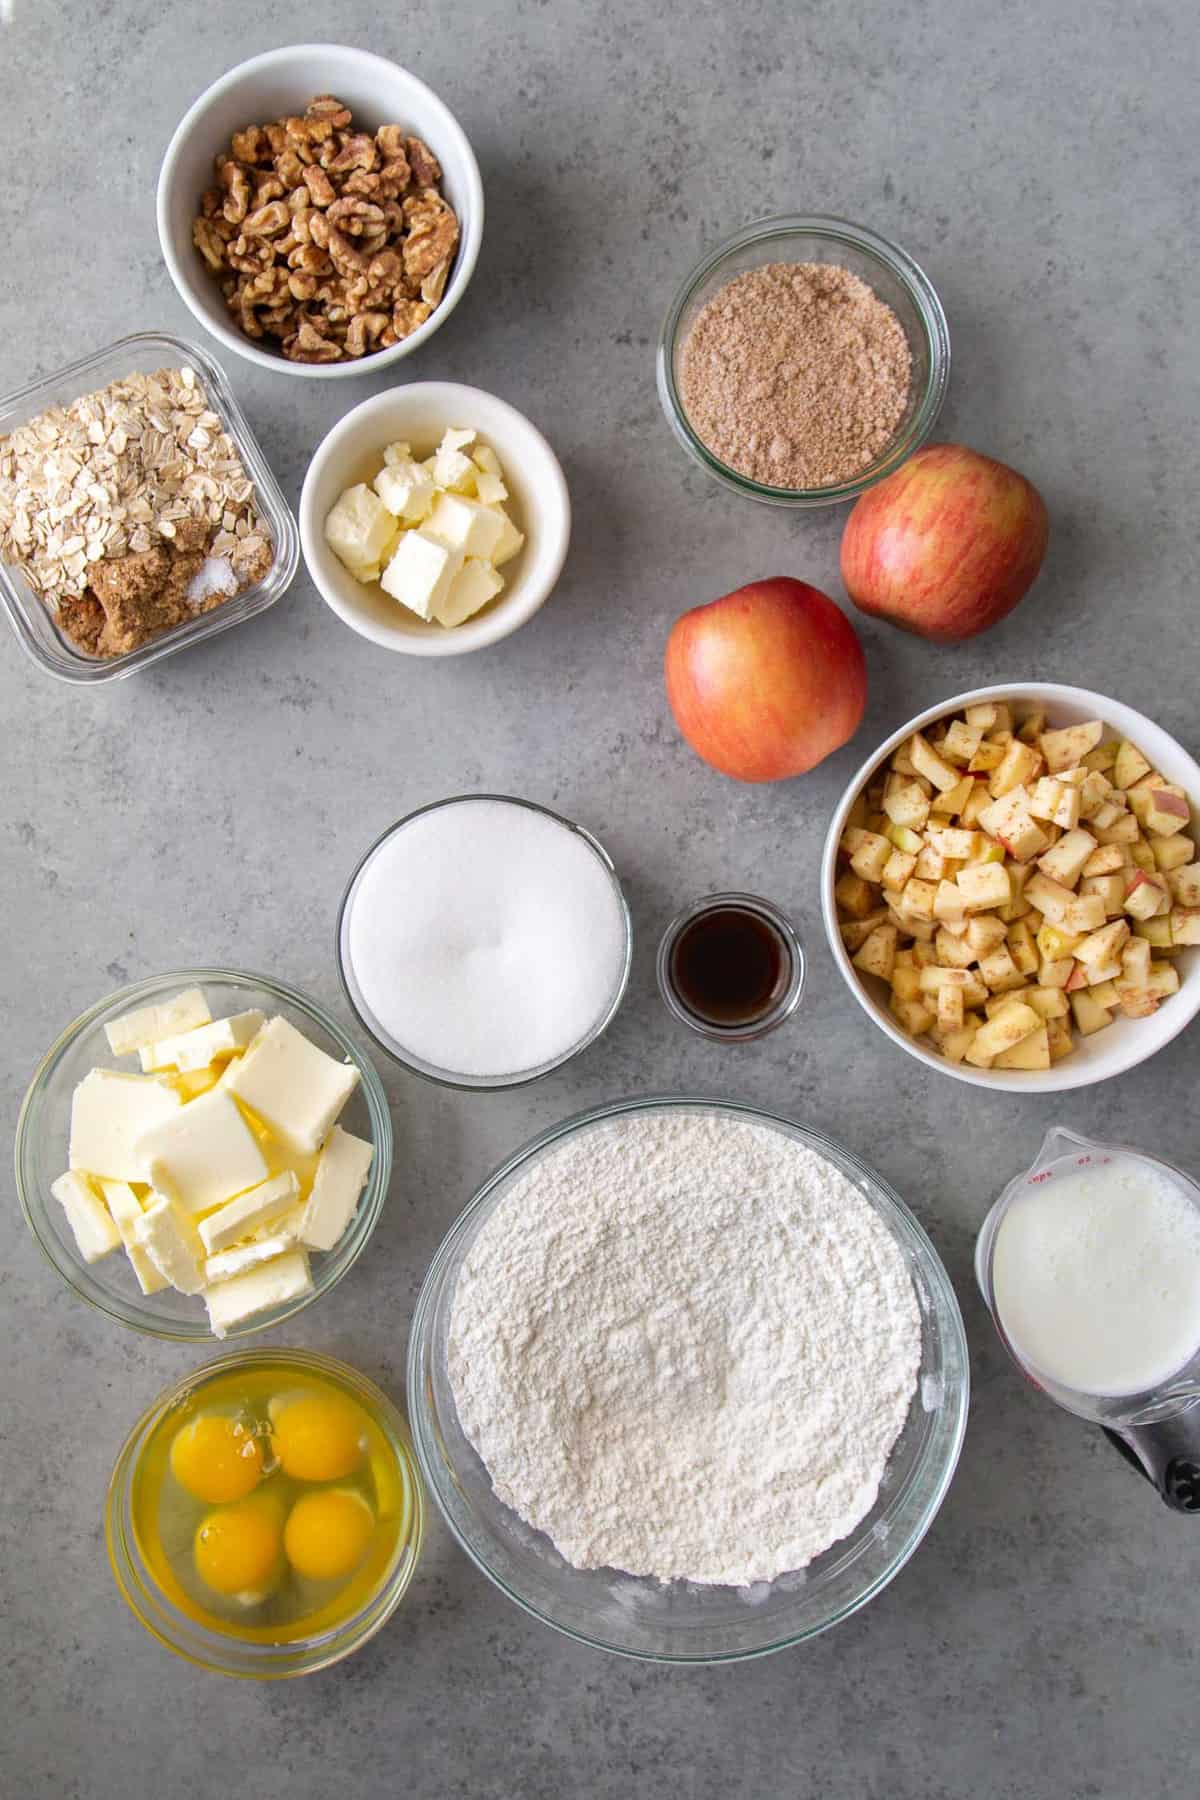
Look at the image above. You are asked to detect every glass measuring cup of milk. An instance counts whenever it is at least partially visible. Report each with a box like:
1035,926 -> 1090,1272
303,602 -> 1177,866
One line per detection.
976,1127 -> 1200,1513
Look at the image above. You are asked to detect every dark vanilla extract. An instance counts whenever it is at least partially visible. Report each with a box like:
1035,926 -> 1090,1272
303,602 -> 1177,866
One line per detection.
668,905 -> 791,1028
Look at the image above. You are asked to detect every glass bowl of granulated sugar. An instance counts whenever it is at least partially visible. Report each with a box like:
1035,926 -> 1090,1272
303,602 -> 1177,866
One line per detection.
408,1096 -> 969,1663
657,216 -> 950,507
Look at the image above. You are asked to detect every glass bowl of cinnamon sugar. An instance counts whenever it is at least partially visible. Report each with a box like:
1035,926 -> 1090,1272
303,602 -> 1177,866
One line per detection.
658,216 -> 950,507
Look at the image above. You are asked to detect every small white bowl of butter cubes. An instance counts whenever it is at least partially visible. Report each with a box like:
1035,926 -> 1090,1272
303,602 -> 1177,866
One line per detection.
299,381 -> 571,656
17,971 -> 392,1340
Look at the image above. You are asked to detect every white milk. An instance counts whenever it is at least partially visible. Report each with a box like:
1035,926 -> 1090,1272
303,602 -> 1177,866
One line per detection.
991,1153 -> 1200,1398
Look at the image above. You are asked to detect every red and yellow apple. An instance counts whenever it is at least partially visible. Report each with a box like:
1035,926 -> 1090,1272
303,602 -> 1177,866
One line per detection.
664,577 -> 867,782
840,444 -> 1049,642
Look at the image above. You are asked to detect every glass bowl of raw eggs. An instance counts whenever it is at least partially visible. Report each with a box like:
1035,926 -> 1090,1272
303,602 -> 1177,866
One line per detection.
105,1347 -> 424,1677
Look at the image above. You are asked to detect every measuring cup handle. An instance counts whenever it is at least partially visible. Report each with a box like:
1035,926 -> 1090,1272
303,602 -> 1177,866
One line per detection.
1104,1417 -> 1200,1514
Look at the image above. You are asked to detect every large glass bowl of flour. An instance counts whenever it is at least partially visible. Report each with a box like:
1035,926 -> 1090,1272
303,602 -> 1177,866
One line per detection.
408,1097 -> 968,1662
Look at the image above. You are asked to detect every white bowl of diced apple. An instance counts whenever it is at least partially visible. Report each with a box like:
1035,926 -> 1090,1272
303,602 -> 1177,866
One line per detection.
299,381 -> 570,656
821,684 -> 1200,1091
16,970 -> 392,1339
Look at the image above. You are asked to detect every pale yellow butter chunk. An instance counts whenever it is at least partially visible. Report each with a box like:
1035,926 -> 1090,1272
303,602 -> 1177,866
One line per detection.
69,1069 -> 183,1182
97,1179 -> 168,1295
205,1249 -> 313,1339
139,1010 -> 264,1073
198,1169 -> 302,1255
379,530 -> 462,620
51,1170 -> 121,1263
324,483 -> 400,582
489,507 -> 525,567
223,1016 -> 360,1155
423,492 -> 506,561
204,1232 -> 298,1286
133,1193 -> 207,1295
435,557 -> 504,628
103,988 -> 210,1056
299,1126 -> 374,1252
139,1088 -> 269,1214
373,457 -> 436,524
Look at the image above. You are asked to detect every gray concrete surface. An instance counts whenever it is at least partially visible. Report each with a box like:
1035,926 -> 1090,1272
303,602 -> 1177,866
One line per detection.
2,2 -> 1198,1795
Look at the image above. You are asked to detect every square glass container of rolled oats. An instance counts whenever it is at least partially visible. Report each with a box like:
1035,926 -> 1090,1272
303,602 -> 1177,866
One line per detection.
0,331 -> 298,682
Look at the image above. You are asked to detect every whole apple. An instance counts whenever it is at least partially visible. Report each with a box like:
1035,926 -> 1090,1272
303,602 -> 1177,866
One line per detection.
840,444 -> 1049,642
664,577 -> 867,782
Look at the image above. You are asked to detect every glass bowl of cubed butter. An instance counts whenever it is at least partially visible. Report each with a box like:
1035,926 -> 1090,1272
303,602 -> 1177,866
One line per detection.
16,970 -> 392,1339
298,381 -> 570,657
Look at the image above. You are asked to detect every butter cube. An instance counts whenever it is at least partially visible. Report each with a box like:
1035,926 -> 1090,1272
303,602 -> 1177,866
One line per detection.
134,1193 -> 207,1295
382,440 -> 413,466
373,460 -> 436,524
379,530 -> 462,620
140,1010 -> 264,1073
104,988 -> 210,1056
324,483 -> 401,582
490,507 -> 525,567
423,493 -> 505,562
435,557 -> 504,628
299,1126 -> 374,1251
51,1170 -> 121,1263
198,1170 -> 301,1255
98,1179 -> 167,1295
139,1088 -> 269,1214
205,1249 -> 313,1339
471,443 -> 508,505
431,431 -> 478,493
223,1016 -> 359,1155
69,1069 -> 183,1182
204,1232 -> 298,1286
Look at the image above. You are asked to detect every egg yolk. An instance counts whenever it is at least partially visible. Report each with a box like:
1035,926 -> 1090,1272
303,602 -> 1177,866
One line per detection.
269,1391 -> 367,1483
284,1488 -> 375,1582
194,1497 -> 282,1601
170,1413 -> 264,1503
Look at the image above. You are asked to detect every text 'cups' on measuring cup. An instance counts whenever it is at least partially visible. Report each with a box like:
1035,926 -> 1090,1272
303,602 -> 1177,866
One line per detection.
976,1126 -> 1200,1514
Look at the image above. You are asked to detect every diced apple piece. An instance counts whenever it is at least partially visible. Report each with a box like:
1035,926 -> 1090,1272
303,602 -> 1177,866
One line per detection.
835,871 -> 877,919
1116,988 -> 1159,1019
849,831 -> 892,884
839,909 -> 891,950
964,1002 -> 1041,1066
1166,863 -> 1200,908
965,702 -> 1009,731
882,849 -> 917,891
1090,802 -> 1126,832
927,827 -> 978,861
968,740 -> 1007,773
845,792 -> 868,831
1046,1015 -> 1075,1061
913,845 -> 949,882
1147,961 -> 1181,999
1088,979 -> 1121,1008
907,732 -> 961,793
1006,919 -> 1039,975
989,739 -> 1044,799
956,862 -> 1011,911
1038,955 -> 1075,989
891,963 -> 922,1002
1016,710 -> 1046,744
1077,770 -> 1115,820
1064,962 -> 1089,992
1128,838 -> 1157,873
965,914 -> 1008,956
1117,939 -> 1152,989
1058,766 -> 1088,789
930,775 -> 976,817
936,926 -> 976,968
1040,720 -> 1103,773
1134,914 -> 1176,949
897,877 -> 937,921
1143,784 -> 1190,837
936,983 -> 965,1032
1086,956 -> 1125,985
1093,812 -> 1141,847
917,965 -> 973,992
1036,827 -> 1097,888
1028,776 -> 1081,830
1080,842 -> 1127,878
1035,920 -> 1082,959
883,782 -> 932,830
1069,989 -> 1113,1036
1081,742 -> 1118,773
1024,873 -> 1076,925
1123,869 -> 1170,921
977,788 -> 1048,861
1170,908 -> 1200,946
978,945 -> 1027,992
932,879 -> 968,926
888,904 -> 935,942
1149,832 -> 1194,874
890,994 -> 935,1036
853,924 -> 898,982
939,719 -> 982,765
884,821 -> 925,855
1113,740 -> 1152,790
1079,872 -> 1127,916
938,1019 -> 980,1064
1061,894 -> 1109,934
1075,918 -> 1130,969
993,1023 -> 1051,1070
1024,986 -> 1069,1020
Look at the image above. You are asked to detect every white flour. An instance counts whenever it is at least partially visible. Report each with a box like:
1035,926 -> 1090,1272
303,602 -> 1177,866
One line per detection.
448,1111 -> 923,1585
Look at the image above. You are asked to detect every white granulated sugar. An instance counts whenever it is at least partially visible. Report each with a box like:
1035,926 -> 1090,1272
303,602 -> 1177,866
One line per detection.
449,1111 -> 922,1586
345,799 -> 627,1079
187,555 -> 238,604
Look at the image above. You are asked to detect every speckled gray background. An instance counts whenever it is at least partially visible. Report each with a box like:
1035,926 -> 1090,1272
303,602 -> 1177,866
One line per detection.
3,1 -> 1198,1795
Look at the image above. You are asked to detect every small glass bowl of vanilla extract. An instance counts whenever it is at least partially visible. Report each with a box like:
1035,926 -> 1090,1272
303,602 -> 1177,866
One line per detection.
657,892 -> 805,1041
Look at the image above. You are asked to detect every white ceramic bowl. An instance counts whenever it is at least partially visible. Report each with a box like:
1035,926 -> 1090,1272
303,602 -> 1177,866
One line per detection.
821,683 -> 1200,1092
157,45 -> 483,379
299,382 -> 571,656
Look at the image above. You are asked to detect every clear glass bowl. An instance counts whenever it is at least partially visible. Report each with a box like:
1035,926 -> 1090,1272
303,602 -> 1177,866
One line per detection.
106,1347 -> 424,1678
0,330 -> 299,682
337,795 -> 633,1091
407,1096 -> 969,1662
657,215 -> 950,507
16,969 -> 391,1340
656,891 -> 806,1042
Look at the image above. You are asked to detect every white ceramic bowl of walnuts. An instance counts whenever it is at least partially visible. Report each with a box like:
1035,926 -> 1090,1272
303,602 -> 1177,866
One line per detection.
821,683 -> 1200,1092
157,45 -> 483,377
